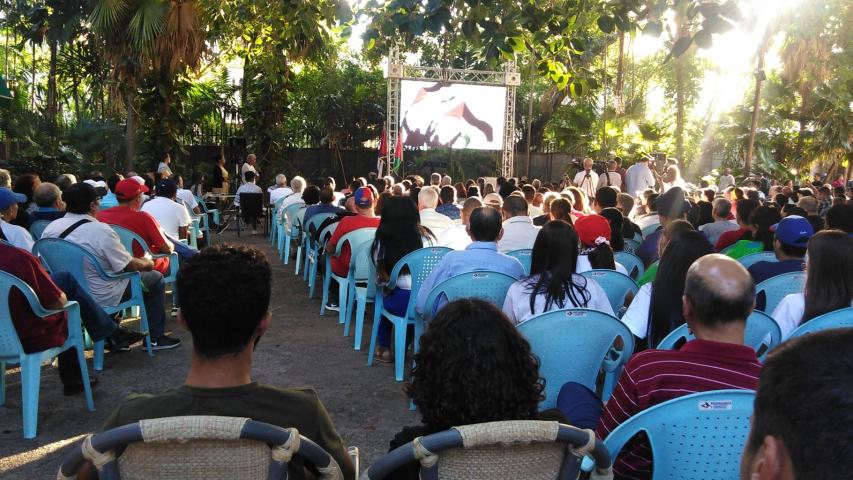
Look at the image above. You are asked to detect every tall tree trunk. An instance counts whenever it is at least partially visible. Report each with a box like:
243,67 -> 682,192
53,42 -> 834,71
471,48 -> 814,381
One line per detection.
47,40 -> 58,121
794,92 -> 810,162
125,89 -> 136,172
675,56 -> 685,162
745,48 -> 767,176
615,32 -> 625,115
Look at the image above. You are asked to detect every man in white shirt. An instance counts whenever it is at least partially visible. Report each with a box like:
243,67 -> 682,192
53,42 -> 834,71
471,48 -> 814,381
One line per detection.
624,156 -> 657,197
439,197 -> 483,250
418,186 -> 455,238
596,160 -> 622,191
157,152 -> 173,179
268,174 -> 292,206
172,174 -> 200,215
240,154 -> 258,184
497,195 -> 540,253
42,182 -> 180,349
718,167 -> 735,191
0,187 -> 35,251
573,157 -> 599,199
277,176 -> 306,229
142,179 -> 192,241
234,171 -> 263,207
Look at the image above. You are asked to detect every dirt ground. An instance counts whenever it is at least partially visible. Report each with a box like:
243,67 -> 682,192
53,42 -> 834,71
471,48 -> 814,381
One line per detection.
0,230 -> 418,478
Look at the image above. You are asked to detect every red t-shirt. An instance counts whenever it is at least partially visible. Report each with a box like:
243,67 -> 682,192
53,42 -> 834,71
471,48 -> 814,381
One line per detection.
326,215 -> 380,277
0,243 -> 67,352
97,206 -> 171,275
715,227 -> 750,252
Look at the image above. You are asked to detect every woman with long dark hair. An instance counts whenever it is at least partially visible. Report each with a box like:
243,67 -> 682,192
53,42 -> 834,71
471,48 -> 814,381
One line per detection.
502,221 -> 613,324
371,196 -> 436,362
772,230 -> 853,337
387,299 -> 563,479
621,229 -> 714,349
599,207 -> 629,252
726,205 -> 781,258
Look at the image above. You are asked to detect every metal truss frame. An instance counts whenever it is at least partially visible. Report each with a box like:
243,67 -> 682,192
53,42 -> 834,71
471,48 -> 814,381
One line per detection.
384,48 -> 519,178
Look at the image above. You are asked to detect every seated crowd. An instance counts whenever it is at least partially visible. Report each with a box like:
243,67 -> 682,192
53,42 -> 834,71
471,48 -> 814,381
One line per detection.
1,158 -> 852,479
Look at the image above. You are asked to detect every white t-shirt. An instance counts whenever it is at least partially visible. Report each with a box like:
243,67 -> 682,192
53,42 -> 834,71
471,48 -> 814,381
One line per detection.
157,162 -> 172,177
419,209 -> 455,238
573,170 -> 599,198
597,171 -> 622,191
241,163 -> 257,184
719,174 -> 736,191
620,283 -> 652,338
439,223 -> 472,250
576,255 -> 629,276
141,197 -> 192,239
176,188 -> 199,213
497,216 -> 540,253
1,220 -> 35,251
773,294 -> 853,338
42,213 -> 133,306
269,186 -> 293,206
502,274 -> 614,325
624,163 -> 656,197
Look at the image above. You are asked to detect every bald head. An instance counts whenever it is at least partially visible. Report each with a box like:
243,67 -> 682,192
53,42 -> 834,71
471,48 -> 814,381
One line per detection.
684,254 -> 754,327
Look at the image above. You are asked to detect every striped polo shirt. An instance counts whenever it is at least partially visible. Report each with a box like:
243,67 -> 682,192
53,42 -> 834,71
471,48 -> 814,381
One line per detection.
596,339 -> 762,479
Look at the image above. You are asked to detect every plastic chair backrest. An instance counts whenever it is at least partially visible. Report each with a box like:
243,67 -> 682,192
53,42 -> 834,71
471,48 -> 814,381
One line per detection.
755,271 -> 806,313
28,219 -> 51,240
641,223 -> 660,238
602,389 -> 755,480
364,420 -> 612,480
656,311 -> 782,359
384,247 -> 453,320
625,238 -> 641,251
505,249 -> 533,275
518,309 -> 634,409
422,271 -> 517,320
305,213 -> 339,237
788,307 -> 853,338
33,238 -> 111,284
0,270 -> 40,358
239,193 -> 263,219
349,235 -> 378,281
737,251 -> 778,269
110,225 -> 150,257
333,228 -> 377,259
614,251 -> 644,279
57,416 -> 341,480
282,201 -> 306,227
579,269 -> 638,314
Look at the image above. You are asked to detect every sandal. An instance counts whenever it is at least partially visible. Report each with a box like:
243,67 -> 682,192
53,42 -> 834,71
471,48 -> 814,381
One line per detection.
374,347 -> 393,363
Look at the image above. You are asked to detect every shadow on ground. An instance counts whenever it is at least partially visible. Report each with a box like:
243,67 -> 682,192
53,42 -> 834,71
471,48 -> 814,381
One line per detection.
0,231 -> 418,478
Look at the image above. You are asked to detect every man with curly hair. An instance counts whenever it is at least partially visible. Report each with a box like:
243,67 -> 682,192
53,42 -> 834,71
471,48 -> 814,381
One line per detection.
89,245 -> 355,479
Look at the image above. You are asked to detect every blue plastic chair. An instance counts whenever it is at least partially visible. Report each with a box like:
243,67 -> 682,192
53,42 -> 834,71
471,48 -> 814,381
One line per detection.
110,225 -> 179,286
506,249 -> 533,276
590,389 -> 756,480
656,310 -> 782,361
518,309 -> 634,408
269,196 -> 285,246
788,307 -> 853,339
196,195 -> 221,242
737,251 -> 778,269
301,213 -> 339,282
641,222 -> 660,238
320,228 -> 377,328
755,271 -> 806,313
580,269 -> 639,316
367,247 -> 452,381
28,219 -> 51,241
33,238 -> 154,366
625,236 -> 642,251
278,202 -> 305,264
342,241 -> 377,350
421,271 -> 517,321
0,271 -> 95,438
614,251 -> 644,280
307,223 -> 338,298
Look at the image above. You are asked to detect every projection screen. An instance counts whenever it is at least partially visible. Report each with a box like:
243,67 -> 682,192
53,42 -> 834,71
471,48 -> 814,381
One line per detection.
399,80 -> 506,150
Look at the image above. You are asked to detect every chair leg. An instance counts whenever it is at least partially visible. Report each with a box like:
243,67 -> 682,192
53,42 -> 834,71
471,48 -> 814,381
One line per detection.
343,282 -> 356,337
139,306 -> 153,357
283,235 -> 291,265
338,278 -> 349,325
1,361 -> 5,406
75,344 -> 95,412
320,264 -> 331,315
295,240 -> 303,275
354,290 -> 368,350
21,355 -> 42,439
308,256 -> 319,299
367,299 -> 383,367
394,321 -> 407,382
303,248 -> 312,282
93,340 -> 104,371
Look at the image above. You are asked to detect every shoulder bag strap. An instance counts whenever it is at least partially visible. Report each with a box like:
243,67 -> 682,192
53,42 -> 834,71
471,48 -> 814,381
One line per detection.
58,219 -> 91,239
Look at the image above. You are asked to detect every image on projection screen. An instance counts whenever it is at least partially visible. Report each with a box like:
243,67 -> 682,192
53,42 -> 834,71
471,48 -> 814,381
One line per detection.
399,80 -> 506,150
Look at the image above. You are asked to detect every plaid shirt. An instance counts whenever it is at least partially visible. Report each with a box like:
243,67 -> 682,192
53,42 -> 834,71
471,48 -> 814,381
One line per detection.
596,339 -> 761,479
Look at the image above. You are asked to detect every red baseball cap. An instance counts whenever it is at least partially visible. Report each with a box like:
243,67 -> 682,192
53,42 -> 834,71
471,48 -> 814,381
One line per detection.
115,178 -> 149,201
574,214 -> 612,247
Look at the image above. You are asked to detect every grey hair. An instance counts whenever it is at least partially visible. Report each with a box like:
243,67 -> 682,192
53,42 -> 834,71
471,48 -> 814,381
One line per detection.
34,182 -> 62,207
275,173 -> 287,186
290,176 -> 305,193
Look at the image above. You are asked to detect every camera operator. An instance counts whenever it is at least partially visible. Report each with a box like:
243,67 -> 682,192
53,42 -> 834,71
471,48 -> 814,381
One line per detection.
573,157 -> 599,198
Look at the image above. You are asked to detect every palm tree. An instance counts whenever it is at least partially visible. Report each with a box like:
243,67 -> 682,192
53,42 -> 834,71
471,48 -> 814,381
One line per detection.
89,0 -> 206,171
